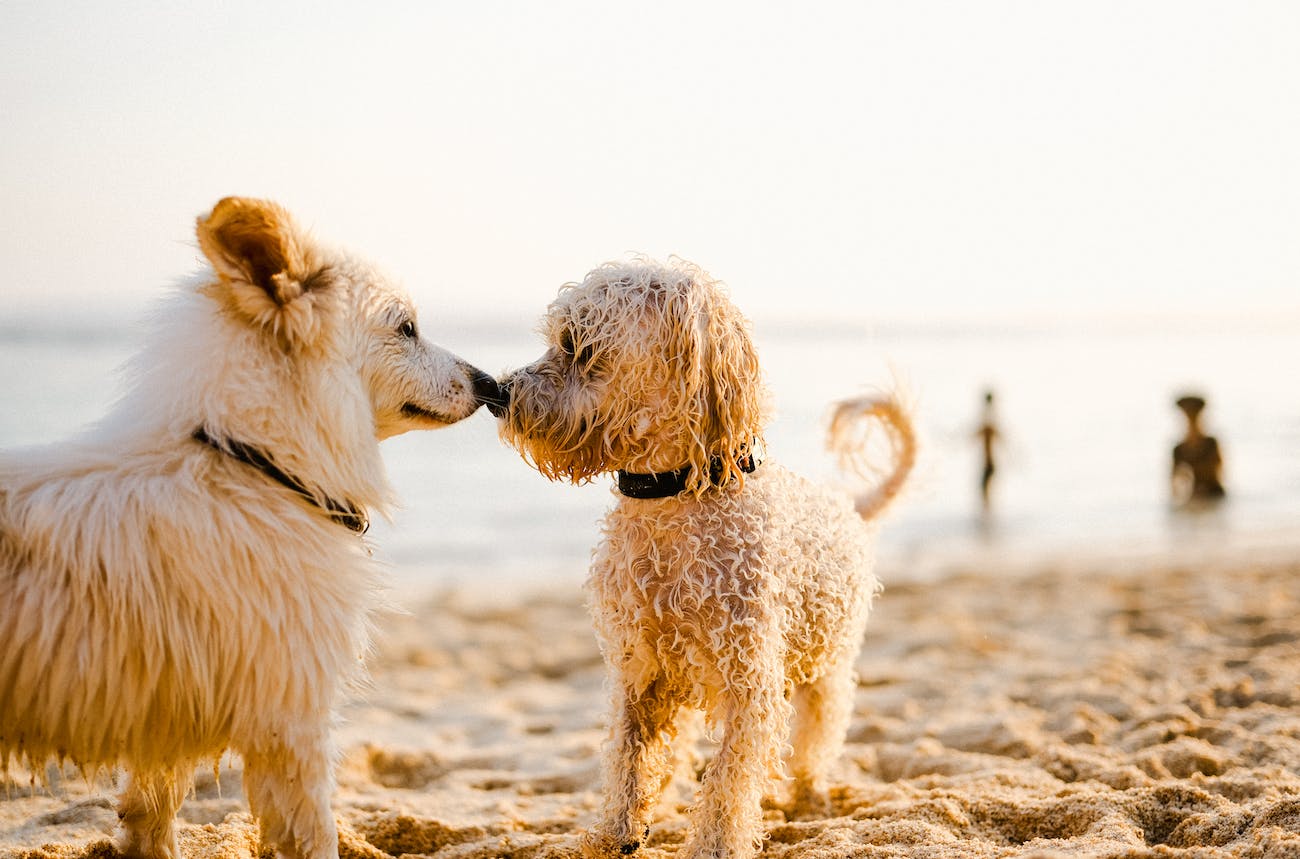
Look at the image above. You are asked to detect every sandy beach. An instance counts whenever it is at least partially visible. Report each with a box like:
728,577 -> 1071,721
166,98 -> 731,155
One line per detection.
3,552 -> 1299,859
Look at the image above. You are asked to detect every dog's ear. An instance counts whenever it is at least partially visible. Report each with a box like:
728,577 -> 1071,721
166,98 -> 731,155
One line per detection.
196,197 -> 333,348
197,197 -> 310,300
674,271 -> 767,494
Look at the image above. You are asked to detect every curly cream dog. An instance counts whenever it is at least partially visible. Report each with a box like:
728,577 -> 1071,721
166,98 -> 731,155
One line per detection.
0,197 -> 499,859
491,258 -> 915,858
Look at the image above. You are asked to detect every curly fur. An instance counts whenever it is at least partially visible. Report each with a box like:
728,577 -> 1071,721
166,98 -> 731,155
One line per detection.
502,258 -> 766,495
0,197 -> 492,859
496,258 -> 915,859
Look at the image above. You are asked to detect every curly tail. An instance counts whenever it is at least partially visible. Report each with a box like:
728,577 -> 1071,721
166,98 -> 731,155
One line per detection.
826,394 -> 917,521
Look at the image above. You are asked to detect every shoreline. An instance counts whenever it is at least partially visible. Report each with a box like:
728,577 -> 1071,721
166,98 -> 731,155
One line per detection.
4,551 -> 1300,858
374,517 -> 1300,604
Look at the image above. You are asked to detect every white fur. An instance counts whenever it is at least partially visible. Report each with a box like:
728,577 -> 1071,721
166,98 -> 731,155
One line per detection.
0,197 -> 490,859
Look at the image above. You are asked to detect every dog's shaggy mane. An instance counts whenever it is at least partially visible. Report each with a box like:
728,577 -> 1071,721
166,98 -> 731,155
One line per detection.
511,258 -> 768,496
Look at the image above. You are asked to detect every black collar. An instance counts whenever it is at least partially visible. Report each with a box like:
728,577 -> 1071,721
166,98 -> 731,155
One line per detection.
192,427 -> 369,533
617,453 -> 759,499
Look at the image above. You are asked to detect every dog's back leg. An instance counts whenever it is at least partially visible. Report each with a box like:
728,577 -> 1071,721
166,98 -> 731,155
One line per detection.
117,763 -> 191,859
242,727 -> 339,859
787,651 -> 857,818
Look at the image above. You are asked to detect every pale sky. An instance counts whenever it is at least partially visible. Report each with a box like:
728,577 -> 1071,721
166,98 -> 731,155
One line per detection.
2,1 -> 1297,326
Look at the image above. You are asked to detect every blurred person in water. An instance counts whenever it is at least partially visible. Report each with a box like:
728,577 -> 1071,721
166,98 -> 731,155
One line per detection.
974,389 -> 1000,514
1171,394 -> 1226,505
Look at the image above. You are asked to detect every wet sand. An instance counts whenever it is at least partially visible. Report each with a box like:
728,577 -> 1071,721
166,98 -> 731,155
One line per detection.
4,554 -> 1299,858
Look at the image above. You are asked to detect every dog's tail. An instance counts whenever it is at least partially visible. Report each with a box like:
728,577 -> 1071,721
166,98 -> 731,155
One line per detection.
826,393 -> 917,521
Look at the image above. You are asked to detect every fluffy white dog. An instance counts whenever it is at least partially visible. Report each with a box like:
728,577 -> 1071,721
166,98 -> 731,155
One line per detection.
0,197 -> 500,859
490,258 -> 916,858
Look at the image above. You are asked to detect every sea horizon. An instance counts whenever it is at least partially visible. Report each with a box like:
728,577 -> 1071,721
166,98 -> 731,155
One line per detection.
4,311 -> 1296,596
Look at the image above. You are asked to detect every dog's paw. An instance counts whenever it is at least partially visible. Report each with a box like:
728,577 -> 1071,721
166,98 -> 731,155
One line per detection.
117,828 -> 181,859
787,780 -> 832,821
580,825 -> 650,857
619,826 -> 651,854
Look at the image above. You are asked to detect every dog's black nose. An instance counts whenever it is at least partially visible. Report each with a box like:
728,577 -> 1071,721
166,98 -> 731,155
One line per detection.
472,370 -> 510,417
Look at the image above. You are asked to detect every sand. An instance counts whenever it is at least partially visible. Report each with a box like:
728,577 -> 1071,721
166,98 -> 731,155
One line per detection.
3,554 -> 1299,859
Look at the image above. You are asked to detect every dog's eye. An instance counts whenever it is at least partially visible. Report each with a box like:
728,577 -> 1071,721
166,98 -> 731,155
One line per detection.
558,329 -> 575,356
398,320 -> 418,340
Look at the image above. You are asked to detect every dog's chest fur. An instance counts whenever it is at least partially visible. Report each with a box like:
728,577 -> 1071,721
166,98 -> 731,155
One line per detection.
587,463 -> 880,701
0,448 -> 379,769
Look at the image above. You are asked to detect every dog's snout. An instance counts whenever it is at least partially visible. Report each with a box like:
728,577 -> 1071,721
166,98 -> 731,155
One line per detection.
483,376 -> 511,418
471,369 -> 510,417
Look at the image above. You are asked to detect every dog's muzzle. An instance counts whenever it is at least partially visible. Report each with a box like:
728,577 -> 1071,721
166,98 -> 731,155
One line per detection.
474,372 -> 510,417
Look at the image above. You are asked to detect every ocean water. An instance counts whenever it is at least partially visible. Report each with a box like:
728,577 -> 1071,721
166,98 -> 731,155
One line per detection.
2,314 -> 1297,592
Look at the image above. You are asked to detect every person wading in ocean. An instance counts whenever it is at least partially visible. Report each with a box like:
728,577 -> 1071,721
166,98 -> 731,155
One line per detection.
974,389 -> 1000,514
1172,394 -> 1226,505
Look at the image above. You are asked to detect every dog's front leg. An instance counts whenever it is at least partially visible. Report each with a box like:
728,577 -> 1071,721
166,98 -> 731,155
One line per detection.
682,643 -> 788,859
242,726 -> 339,859
584,676 -> 680,857
117,764 -> 191,859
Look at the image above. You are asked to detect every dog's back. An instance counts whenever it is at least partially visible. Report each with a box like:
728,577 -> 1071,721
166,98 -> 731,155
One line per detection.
592,461 -> 881,693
